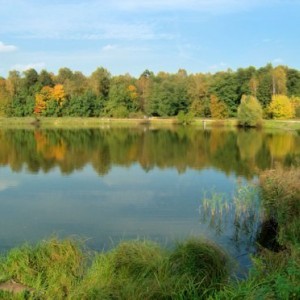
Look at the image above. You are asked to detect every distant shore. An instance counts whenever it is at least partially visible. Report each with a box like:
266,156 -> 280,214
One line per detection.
0,117 -> 299,130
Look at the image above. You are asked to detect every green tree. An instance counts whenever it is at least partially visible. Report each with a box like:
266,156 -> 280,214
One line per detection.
6,92 -> 35,117
64,71 -> 88,97
236,66 -> 257,99
55,68 -> 73,85
257,64 -> 273,107
39,69 -> 54,87
63,90 -> 101,117
209,71 -> 239,116
237,95 -> 263,127
146,75 -> 188,117
89,67 -> 111,99
104,75 -> 138,117
137,69 -> 154,113
187,73 -> 210,117
286,68 -> 300,97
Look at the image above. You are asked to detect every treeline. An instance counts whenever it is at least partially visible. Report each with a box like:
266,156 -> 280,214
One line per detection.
0,64 -> 300,118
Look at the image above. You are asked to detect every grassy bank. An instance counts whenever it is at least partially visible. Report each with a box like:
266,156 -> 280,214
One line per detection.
0,116 -> 300,130
0,238 -> 230,299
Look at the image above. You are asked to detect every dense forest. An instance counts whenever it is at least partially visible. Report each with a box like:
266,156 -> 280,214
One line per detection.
0,64 -> 300,119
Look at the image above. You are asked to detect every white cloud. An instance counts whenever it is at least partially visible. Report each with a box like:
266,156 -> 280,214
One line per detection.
272,58 -> 283,64
0,180 -> 18,192
102,44 -> 117,52
209,62 -> 227,70
108,0 -> 274,13
0,0 -> 271,42
11,62 -> 46,72
0,41 -> 17,53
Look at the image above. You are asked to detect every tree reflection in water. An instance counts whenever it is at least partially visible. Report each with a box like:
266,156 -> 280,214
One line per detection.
0,127 -> 299,177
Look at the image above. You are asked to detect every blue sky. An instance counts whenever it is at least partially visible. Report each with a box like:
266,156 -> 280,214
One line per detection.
0,0 -> 299,77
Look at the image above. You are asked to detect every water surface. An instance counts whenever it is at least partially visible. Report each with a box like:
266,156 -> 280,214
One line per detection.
0,126 -> 299,273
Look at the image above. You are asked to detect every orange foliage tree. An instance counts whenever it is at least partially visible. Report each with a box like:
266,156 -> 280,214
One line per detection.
34,84 -> 66,116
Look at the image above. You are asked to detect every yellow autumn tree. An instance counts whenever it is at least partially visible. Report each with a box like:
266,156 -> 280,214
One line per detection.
127,84 -> 139,110
52,84 -> 66,105
210,95 -> 228,119
0,78 -> 10,116
34,84 -> 66,115
291,96 -> 300,118
268,95 -> 295,119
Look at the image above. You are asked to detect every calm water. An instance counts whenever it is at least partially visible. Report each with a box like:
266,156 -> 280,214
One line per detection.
0,126 -> 299,273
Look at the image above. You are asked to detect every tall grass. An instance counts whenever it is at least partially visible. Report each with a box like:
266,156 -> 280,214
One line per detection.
0,238 -> 85,299
212,166 -> 300,299
0,238 -> 230,299
259,167 -> 300,245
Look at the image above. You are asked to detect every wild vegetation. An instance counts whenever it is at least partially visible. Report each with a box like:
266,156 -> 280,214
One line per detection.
212,166 -> 300,299
0,238 -> 230,299
0,64 -> 300,121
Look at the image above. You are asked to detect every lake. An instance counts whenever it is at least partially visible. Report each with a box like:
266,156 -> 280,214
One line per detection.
0,126 -> 299,274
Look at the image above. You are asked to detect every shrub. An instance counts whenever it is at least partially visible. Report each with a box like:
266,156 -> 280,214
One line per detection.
268,95 -> 295,119
169,238 -> 229,288
237,95 -> 263,127
111,105 -> 129,118
177,110 -> 194,125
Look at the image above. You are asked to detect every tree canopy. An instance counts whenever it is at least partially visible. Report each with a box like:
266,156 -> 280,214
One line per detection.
0,64 -> 299,119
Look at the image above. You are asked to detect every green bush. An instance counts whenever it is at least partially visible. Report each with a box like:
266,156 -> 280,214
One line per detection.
169,238 -> 230,288
177,110 -> 194,125
237,95 -> 263,127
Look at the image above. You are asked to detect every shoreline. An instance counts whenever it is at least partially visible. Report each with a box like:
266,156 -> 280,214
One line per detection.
0,117 -> 300,130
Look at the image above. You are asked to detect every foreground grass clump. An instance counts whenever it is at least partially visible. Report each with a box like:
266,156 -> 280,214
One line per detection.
169,239 -> 229,288
75,239 -> 230,300
0,238 -> 230,299
211,247 -> 300,299
0,238 -> 85,299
